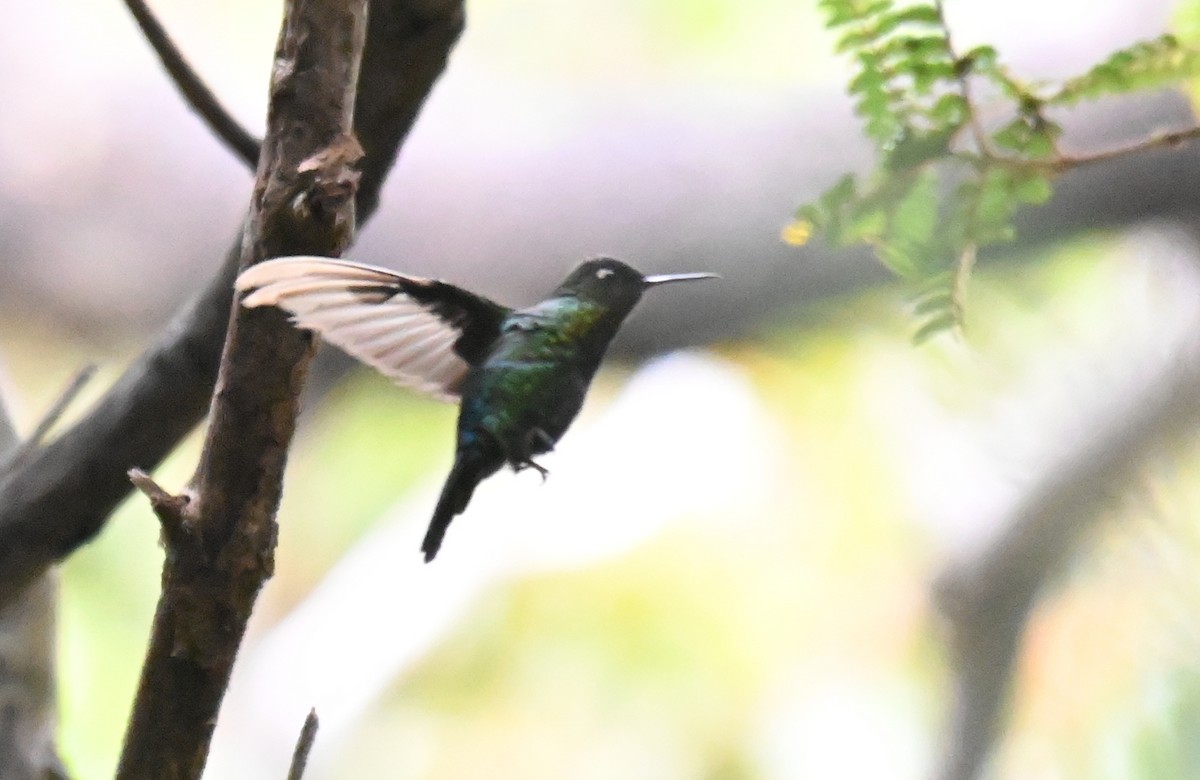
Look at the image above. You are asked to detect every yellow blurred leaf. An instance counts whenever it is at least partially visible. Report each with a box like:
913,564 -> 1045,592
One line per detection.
781,219 -> 813,246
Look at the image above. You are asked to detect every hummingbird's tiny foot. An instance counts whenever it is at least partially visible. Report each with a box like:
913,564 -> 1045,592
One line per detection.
514,458 -> 550,481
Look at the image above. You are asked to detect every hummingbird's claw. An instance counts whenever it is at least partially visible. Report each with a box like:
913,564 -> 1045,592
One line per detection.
508,427 -> 554,482
515,458 -> 550,482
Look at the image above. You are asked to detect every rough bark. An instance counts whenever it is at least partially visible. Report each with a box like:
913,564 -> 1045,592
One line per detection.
114,1 -> 367,777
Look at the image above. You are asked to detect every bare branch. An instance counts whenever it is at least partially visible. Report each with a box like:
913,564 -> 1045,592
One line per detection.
932,352 -> 1200,780
1049,124 -> 1200,172
0,374 -> 67,780
0,573 -> 67,780
116,0 -> 367,775
122,0 -> 261,167
0,365 -> 96,477
0,383 -> 18,454
933,0 -> 997,158
286,710 -> 319,780
0,0 -> 467,611
961,123 -> 1200,176
128,469 -> 194,552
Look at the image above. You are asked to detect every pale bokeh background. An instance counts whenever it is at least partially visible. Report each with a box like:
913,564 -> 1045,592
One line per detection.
3,1 -> 1200,778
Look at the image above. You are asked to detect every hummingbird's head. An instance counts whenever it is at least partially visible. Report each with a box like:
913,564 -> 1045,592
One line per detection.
558,257 -> 720,312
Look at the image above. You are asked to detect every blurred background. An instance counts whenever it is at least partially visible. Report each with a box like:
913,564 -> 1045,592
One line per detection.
4,0 -> 1200,778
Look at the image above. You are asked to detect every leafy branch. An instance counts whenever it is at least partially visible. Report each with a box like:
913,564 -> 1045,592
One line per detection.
791,0 -> 1200,340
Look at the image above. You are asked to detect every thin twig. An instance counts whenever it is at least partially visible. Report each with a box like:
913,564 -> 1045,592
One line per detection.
947,120 -> 1200,177
1049,124 -> 1200,172
935,0 -> 997,158
959,124 -> 1200,174
128,468 -> 194,551
0,364 -> 97,477
951,241 -> 976,331
935,0 -> 1200,175
286,710 -> 319,780
122,0 -> 261,167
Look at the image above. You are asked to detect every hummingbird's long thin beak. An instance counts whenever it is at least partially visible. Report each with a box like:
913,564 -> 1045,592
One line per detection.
642,272 -> 722,287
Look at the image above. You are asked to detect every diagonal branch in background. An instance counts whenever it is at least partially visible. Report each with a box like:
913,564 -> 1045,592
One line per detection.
0,573 -> 67,780
115,0 -> 367,775
122,0 -> 261,167
0,365 -> 97,478
0,373 -> 67,780
0,0 -> 466,611
931,349 -> 1200,780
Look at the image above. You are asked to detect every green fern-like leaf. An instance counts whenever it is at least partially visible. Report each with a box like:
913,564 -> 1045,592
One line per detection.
796,4 -> 1200,344
881,168 -> 940,276
886,127 -> 955,170
1011,172 -> 1053,204
793,173 -> 859,240
912,311 -> 958,343
909,268 -> 964,342
912,289 -> 954,316
826,1 -> 962,146
1052,34 -> 1200,104
818,0 -> 894,28
965,169 -> 1020,245
992,115 -> 1057,158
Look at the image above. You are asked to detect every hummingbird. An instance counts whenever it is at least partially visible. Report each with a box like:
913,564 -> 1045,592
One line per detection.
235,256 -> 718,561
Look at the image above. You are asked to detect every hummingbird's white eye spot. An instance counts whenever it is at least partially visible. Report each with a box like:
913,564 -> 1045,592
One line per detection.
595,268 -> 614,280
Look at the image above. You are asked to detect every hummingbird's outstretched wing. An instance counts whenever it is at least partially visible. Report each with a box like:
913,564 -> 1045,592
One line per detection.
236,257 -> 510,401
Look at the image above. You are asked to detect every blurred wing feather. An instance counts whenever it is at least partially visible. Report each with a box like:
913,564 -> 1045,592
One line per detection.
236,257 -> 509,401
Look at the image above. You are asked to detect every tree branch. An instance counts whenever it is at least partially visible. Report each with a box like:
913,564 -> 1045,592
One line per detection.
286,710 -> 319,780
955,123 -> 1200,177
1049,124 -> 1200,173
115,1 -> 367,776
122,0 -> 261,167
0,365 -> 96,478
0,572 -> 66,780
0,0 -> 466,611
931,350 -> 1200,780
0,370 -> 67,780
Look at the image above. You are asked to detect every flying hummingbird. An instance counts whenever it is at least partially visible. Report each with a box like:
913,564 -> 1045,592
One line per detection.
235,256 -> 718,560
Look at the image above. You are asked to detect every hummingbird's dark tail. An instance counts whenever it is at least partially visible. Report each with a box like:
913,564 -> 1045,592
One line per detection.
422,447 -> 502,562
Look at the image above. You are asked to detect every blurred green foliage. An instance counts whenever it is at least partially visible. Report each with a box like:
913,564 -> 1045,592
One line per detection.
1127,671 -> 1200,779
470,0 -> 825,84
791,0 -> 1200,341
